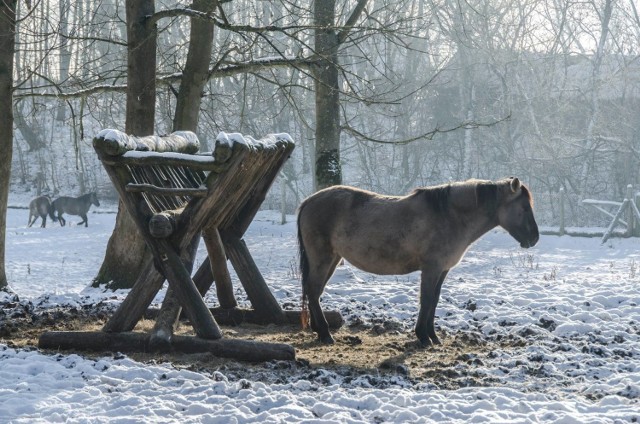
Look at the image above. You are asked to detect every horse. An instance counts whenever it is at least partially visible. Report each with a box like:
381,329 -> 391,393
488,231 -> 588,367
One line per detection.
297,177 -> 539,346
27,195 -> 53,228
50,192 -> 100,227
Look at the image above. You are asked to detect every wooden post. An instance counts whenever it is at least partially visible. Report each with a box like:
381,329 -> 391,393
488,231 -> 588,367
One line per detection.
280,174 -> 287,225
559,187 -> 565,236
635,192 -> 640,237
602,199 -> 629,244
626,185 -> 634,237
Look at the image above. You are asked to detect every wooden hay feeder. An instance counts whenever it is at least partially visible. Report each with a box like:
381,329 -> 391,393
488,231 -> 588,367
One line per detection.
39,129 -> 342,362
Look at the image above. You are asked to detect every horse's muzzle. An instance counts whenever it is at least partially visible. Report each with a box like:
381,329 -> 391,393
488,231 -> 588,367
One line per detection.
520,232 -> 539,248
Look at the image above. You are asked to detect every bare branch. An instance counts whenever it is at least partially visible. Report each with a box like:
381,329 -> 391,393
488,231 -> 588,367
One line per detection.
342,114 -> 512,145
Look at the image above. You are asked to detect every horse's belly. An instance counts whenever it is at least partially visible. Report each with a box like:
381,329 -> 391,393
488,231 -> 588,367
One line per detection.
341,252 -> 418,275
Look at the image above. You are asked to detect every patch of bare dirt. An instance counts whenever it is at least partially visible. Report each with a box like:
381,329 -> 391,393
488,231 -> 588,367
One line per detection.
1,303 -> 512,389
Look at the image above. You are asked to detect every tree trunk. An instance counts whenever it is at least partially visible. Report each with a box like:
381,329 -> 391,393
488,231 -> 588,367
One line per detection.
56,0 -> 71,121
94,0 -> 157,289
313,0 -> 342,190
0,0 -> 17,292
125,0 -> 156,136
172,0 -> 217,133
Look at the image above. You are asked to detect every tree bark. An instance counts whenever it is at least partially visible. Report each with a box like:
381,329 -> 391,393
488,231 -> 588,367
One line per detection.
172,0 -> 217,133
94,0 -> 158,289
313,0 -> 342,190
0,0 -> 17,292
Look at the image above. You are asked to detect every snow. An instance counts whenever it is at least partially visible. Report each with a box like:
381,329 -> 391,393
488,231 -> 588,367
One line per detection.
2,196 -> 640,423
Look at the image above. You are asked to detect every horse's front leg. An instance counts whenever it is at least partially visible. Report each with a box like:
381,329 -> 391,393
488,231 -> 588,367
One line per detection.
415,268 -> 448,347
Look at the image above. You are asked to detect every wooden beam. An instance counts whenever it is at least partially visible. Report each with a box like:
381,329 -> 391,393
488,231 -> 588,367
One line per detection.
202,228 -> 237,309
100,152 -> 230,172
223,235 -> 286,324
93,129 -> 201,156
149,235 -> 202,350
151,238 -> 222,340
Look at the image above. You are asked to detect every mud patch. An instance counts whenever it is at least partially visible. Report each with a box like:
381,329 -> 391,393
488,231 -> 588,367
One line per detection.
1,301 -> 511,390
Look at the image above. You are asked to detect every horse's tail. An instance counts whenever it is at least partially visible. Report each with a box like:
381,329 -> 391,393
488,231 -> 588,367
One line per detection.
298,203 -> 310,330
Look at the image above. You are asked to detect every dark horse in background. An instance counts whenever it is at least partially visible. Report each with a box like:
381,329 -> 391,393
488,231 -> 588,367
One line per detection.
27,195 -> 53,228
297,177 -> 539,346
50,192 -> 100,227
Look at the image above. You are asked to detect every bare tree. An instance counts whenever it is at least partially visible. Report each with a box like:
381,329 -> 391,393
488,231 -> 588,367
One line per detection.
93,0 -> 158,289
313,0 -> 368,190
0,0 -> 17,292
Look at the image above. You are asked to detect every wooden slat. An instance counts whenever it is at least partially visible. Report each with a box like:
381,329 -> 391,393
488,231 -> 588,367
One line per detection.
125,183 -> 208,197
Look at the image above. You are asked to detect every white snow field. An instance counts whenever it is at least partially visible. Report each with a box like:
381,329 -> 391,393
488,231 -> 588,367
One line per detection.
1,196 -> 639,423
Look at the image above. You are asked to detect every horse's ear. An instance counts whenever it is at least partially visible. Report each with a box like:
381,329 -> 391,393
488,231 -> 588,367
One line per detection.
510,178 -> 521,193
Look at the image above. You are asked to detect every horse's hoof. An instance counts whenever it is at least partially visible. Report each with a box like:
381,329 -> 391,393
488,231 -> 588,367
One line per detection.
417,338 -> 432,348
319,335 -> 335,345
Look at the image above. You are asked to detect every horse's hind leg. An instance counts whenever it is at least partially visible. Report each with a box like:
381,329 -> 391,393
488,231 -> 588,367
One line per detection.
415,268 -> 448,346
306,254 -> 341,344
40,214 -> 47,228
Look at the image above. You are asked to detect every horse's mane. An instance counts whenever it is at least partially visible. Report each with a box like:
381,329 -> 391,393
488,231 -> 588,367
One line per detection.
414,179 -> 533,215
521,185 -> 534,207
412,180 -> 500,215
412,184 -> 451,214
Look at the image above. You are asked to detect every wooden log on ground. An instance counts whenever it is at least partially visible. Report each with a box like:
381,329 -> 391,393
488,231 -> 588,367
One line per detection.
144,307 -> 344,329
210,308 -> 344,329
39,331 -> 296,362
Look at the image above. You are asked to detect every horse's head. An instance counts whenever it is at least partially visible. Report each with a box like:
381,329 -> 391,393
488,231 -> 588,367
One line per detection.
90,192 -> 100,207
497,178 -> 539,248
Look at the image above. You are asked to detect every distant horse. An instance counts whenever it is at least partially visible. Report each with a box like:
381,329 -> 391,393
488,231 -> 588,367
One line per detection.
27,195 -> 52,228
50,192 -> 100,227
297,177 -> 539,346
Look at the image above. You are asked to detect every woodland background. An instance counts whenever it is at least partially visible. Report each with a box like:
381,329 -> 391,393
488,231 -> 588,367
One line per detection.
1,0 -> 640,289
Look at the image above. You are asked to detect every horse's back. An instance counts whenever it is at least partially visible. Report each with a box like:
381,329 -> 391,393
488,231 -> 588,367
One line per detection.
298,185 -> 431,274
53,196 -> 81,214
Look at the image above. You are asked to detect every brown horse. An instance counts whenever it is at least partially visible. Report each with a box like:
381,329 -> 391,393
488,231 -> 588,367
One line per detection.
50,192 -> 100,227
27,195 -> 53,228
297,177 -> 539,346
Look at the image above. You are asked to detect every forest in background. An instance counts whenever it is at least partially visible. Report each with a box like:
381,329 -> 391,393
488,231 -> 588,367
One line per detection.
8,0 -> 640,229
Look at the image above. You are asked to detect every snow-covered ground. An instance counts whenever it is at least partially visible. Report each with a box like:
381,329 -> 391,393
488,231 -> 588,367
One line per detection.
1,195 -> 639,423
